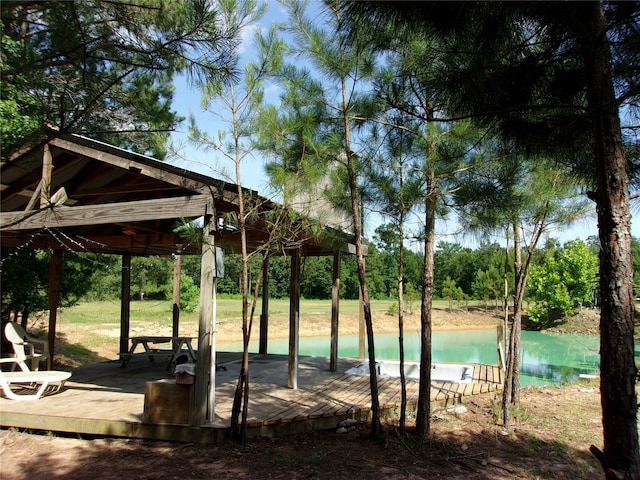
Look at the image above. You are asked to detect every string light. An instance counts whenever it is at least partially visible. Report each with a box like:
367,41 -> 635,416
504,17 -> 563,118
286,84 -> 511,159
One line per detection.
2,225 -> 192,275
0,232 -> 38,267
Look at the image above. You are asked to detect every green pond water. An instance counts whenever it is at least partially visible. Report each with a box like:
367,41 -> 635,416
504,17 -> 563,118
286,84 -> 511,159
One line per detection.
226,330 -> 604,386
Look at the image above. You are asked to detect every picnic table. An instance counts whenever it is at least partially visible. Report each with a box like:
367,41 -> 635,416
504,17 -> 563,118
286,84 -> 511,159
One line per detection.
120,336 -> 196,369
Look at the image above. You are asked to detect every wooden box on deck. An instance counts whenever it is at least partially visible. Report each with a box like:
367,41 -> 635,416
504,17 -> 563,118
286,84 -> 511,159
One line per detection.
143,379 -> 193,425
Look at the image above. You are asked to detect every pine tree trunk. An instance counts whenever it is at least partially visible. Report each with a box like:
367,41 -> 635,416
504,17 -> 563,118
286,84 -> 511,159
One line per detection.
356,248 -> 381,435
580,4 -> 640,478
511,222 -> 524,406
344,147 -> 381,435
502,234 -> 509,370
415,187 -> 435,438
341,57 -> 381,433
503,220 -> 523,430
230,369 -> 246,440
230,88 -> 250,442
398,217 -> 406,431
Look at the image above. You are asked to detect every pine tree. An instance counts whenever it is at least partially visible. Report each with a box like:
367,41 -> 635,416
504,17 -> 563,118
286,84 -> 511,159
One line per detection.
1,0 -> 233,157
343,2 -> 640,476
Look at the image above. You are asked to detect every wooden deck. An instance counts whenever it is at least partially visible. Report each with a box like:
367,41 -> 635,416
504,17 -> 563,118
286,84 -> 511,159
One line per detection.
0,353 -> 503,442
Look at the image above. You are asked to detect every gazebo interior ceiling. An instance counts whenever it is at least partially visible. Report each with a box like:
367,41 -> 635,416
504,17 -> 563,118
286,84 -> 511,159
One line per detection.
1,135 -> 353,257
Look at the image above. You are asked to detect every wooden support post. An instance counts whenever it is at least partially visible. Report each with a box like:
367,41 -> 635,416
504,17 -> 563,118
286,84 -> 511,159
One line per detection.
172,253 -> 182,338
330,252 -> 341,372
192,200 -> 216,426
259,255 -> 269,355
288,248 -> 301,389
40,143 -> 52,208
358,285 -> 365,359
120,254 -> 131,356
47,250 -> 63,363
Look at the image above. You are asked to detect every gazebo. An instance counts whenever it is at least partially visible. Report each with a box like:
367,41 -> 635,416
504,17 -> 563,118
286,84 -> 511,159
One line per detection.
0,133 -> 357,426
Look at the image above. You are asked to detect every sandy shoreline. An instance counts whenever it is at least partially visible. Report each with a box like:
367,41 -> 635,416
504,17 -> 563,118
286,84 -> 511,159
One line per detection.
214,308 -> 503,345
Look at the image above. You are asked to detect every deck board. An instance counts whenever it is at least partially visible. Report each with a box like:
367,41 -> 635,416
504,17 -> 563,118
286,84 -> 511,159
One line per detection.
0,353 -> 503,442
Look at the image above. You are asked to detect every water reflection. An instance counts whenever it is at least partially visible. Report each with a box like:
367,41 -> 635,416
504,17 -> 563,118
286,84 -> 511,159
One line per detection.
226,329 -> 603,386
519,332 -> 600,385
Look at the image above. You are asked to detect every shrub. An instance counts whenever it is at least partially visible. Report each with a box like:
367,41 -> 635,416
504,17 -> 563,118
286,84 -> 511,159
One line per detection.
526,240 -> 598,326
180,274 -> 200,313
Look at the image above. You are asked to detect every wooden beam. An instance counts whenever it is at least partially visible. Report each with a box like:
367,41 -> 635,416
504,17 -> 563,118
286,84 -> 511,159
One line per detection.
24,180 -> 43,212
48,137 -> 210,194
0,195 -> 209,230
259,255 -> 269,355
120,255 -> 131,356
330,252 -> 341,372
74,183 -> 182,197
288,249 -> 301,389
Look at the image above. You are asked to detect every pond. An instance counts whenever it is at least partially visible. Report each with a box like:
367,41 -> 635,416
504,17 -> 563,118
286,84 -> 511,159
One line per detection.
223,329 -> 602,386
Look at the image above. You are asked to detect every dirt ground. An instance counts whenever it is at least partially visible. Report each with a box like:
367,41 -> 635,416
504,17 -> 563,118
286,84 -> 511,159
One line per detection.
0,383 -> 605,479
1,307 -> 614,479
214,306 -> 508,343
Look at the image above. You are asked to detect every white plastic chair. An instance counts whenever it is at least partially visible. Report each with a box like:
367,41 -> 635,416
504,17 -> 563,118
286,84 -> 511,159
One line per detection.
4,322 -> 51,371
0,357 -> 71,401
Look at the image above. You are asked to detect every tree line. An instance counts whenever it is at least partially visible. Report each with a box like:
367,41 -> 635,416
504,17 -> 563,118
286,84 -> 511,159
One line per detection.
5,231 -> 629,326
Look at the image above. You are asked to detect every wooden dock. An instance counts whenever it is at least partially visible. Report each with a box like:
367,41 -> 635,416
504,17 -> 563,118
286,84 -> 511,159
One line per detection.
0,353 -> 503,442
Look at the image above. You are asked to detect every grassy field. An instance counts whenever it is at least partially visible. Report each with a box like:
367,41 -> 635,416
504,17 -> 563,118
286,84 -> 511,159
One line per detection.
58,297 -> 480,325
59,297 -> 400,325
50,297 -> 395,366
47,297 -> 491,367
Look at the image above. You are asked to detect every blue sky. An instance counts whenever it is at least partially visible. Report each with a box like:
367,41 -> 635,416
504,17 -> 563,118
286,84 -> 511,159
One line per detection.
165,0 -> 636,247
166,1 -> 287,193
